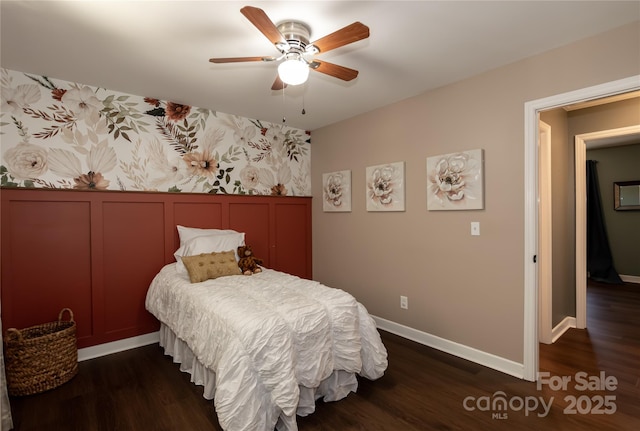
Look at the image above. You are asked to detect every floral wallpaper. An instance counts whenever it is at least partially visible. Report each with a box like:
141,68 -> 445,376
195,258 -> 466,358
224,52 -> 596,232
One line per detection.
0,68 -> 311,196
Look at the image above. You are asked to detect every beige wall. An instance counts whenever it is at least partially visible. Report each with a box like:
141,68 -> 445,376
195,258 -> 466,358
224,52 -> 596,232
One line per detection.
568,97 -> 640,134
311,21 -> 640,364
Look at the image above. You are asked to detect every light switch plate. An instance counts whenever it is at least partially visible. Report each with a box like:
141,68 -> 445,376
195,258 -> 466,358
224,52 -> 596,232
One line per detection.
471,222 -> 480,236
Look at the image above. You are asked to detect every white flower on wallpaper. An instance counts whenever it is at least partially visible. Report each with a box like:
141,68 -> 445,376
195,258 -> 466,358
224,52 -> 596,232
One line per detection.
61,86 -> 103,120
47,143 -> 117,189
1,84 -> 41,115
3,142 -> 48,180
141,137 -> 189,189
239,164 -> 260,192
0,68 -> 311,195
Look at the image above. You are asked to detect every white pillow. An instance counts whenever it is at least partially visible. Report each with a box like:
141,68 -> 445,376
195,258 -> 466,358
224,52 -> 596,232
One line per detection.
174,232 -> 246,275
177,225 -> 239,247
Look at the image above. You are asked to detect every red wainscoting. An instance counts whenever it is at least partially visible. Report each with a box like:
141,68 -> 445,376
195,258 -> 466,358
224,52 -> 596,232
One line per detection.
0,188 -> 312,348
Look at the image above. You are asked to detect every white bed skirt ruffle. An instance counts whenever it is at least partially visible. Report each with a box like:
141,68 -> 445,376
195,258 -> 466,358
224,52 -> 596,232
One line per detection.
159,323 -> 359,430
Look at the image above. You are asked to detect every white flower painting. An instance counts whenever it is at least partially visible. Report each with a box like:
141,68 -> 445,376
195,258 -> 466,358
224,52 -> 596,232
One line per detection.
426,149 -> 484,210
366,161 -> 405,212
322,170 -> 351,212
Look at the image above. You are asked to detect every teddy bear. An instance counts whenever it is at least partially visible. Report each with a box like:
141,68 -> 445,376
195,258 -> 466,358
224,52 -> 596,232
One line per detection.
237,245 -> 263,275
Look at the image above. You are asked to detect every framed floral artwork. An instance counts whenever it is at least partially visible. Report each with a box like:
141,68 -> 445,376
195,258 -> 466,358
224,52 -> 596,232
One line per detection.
426,149 -> 484,210
322,170 -> 352,212
366,161 -> 405,212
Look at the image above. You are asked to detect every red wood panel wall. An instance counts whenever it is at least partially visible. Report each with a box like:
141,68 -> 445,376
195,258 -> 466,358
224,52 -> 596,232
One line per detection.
1,188 -> 312,348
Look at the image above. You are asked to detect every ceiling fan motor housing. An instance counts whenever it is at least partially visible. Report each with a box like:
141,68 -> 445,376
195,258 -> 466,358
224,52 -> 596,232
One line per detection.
277,21 -> 312,52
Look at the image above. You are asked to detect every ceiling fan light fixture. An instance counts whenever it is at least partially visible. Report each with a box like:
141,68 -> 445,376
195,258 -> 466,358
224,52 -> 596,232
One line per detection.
278,57 -> 309,85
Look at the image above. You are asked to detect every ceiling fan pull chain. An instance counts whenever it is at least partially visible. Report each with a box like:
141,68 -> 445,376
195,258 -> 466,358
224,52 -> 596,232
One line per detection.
282,87 -> 286,123
302,93 -> 306,115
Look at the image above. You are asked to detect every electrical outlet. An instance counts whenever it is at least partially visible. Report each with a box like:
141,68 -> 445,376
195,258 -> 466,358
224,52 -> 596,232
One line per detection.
400,295 -> 408,309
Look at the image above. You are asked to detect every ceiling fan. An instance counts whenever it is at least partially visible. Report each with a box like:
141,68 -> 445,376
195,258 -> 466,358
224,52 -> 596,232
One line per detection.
209,6 -> 370,90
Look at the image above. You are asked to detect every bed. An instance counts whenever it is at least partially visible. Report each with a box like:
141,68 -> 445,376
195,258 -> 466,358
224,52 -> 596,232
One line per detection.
144,226 -> 388,431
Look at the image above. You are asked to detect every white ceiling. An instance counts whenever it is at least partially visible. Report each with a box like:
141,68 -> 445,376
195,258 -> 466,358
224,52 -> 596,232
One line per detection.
2,1 -> 639,131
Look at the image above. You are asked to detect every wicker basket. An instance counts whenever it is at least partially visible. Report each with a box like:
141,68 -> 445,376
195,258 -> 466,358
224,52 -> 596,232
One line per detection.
3,308 -> 78,396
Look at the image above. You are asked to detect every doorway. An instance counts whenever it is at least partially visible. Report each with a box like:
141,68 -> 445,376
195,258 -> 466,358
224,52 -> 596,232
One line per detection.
574,125 -> 640,328
522,75 -> 640,381
538,113 -> 640,345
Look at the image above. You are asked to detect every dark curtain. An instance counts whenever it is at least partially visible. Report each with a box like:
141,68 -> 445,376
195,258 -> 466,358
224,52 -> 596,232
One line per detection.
586,160 -> 623,284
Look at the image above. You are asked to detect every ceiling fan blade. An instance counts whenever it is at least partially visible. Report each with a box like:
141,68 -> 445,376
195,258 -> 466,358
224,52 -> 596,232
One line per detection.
271,75 -> 287,91
309,22 -> 369,53
240,6 -> 288,47
310,60 -> 359,81
209,56 -> 273,63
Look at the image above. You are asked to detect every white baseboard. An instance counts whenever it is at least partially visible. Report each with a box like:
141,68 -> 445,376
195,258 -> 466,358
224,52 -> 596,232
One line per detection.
551,316 -> 576,343
372,316 -> 524,379
79,321 -> 527,382
78,332 -> 159,362
620,274 -> 640,284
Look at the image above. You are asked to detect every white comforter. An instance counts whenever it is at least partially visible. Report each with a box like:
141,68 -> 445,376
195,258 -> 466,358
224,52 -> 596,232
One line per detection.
145,263 -> 388,431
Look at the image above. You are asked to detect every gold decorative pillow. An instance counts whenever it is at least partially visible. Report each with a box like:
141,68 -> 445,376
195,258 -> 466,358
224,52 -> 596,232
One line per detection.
180,250 -> 241,283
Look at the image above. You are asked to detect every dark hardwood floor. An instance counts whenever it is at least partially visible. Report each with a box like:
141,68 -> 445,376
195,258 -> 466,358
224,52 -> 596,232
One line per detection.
8,280 -> 640,430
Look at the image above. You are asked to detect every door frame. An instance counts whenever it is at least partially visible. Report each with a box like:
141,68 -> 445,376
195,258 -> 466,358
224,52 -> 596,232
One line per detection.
538,121 -> 553,344
522,75 -> 640,381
